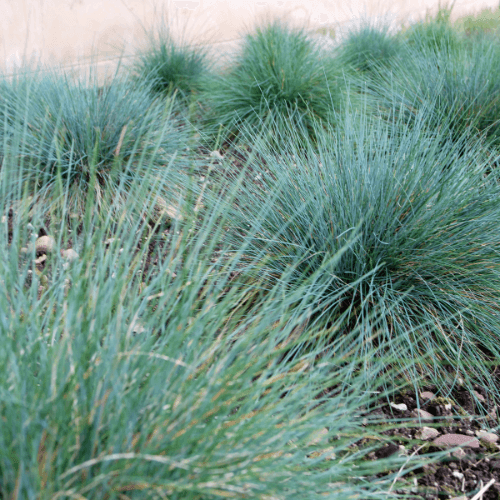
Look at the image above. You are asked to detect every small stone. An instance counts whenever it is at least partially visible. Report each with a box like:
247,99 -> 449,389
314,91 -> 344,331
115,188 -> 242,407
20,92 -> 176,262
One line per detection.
432,433 -> 480,449
476,430 -> 498,444
131,320 -> 145,335
466,430 -> 474,436
35,235 -> 55,255
149,197 -> 182,226
416,427 -> 440,441
209,150 -> 224,160
452,449 -> 467,459
390,402 -> 407,411
420,391 -> 436,400
61,249 -> 79,261
412,409 -> 434,422
473,391 -> 486,402
452,471 -> 464,479
34,255 -> 47,265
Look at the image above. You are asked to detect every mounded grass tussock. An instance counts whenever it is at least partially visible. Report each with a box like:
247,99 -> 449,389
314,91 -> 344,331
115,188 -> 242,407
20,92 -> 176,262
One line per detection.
0,68 -> 193,219
223,109 -> 500,399
202,20 -> 343,148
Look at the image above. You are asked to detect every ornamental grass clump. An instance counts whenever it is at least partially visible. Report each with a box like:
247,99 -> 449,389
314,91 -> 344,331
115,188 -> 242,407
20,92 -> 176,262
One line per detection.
0,157 -> 427,499
336,23 -> 401,78
202,20 -> 342,147
132,24 -> 211,102
223,109 -> 500,401
366,34 -> 500,157
399,6 -> 464,55
0,67 -> 192,218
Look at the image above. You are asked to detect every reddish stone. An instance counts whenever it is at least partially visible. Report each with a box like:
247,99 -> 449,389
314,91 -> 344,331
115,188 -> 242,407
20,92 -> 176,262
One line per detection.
420,391 -> 436,400
432,433 -> 480,449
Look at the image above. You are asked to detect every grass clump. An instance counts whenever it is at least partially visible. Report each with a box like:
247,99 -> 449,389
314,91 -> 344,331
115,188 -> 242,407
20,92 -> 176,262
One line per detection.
0,159 -> 423,499
202,20 -> 342,147
133,24 -> 211,102
337,23 -> 401,77
223,109 -> 500,400
399,5 -> 464,55
0,67 -> 193,219
367,35 -> 500,154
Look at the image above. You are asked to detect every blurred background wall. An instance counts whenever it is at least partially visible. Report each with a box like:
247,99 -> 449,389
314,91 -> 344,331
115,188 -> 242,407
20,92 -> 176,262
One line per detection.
1,0 -> 499,81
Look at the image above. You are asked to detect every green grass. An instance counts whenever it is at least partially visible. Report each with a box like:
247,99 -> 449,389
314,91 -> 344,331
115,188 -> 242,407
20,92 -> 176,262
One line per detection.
336,22 -> 401,77
362,27 -> 500,158
398,5 -> 465,55
1,147 -> 427,498
222,108 -> 500,401
201,20 -> 343,148
454,3 -> 500,36
0,67 -> 194,220
132,24 -> 212,102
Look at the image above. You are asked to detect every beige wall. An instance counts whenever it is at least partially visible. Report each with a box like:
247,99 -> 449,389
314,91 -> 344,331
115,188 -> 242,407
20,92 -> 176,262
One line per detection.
1,0 -> 499,81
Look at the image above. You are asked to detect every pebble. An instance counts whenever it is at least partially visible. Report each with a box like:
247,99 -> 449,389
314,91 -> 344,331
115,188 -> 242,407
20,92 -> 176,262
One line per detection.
420,391 -> 436,400
390,402 -> 407,411
61,249 -> 79,261
432,433 -> 480,449
209,150 -> 224,160
412,409 -> 434,422
104,238 -> 117,247
476,430 -> 498,444
473,391 -> 486,402
35,235 -> 55,255
416,427 -> 440,441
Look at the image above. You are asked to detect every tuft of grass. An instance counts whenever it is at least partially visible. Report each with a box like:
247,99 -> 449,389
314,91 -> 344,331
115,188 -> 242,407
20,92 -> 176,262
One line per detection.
337,23 -> 401,77
399,5 -> 465,55
201,20 -> 343,148
223,108 -> 500,402
366,34 -> 500,153
0,152 -> 428,499
132,25 -> 212,102
0,67 -> 194,219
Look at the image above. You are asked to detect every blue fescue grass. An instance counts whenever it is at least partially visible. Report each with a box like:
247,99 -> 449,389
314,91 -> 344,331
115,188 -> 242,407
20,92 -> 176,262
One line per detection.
362,28 -> 500,160
336,22 -> 402,77
398,5 -> 465,55
3,13 -> 500,498
0,66 -> 195,220
200,20 -> 343,148
132,23 -> 212,102
221,106 -> 500,403
0,145 -> 431,499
